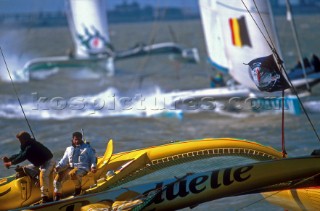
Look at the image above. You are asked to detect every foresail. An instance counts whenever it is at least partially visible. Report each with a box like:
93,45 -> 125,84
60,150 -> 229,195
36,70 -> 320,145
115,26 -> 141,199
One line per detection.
199,0 -> 283,90
66,0 -> 111,57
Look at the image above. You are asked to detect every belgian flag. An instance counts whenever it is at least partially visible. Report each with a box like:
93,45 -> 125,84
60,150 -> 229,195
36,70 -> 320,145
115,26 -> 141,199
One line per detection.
229,16 -> 252,47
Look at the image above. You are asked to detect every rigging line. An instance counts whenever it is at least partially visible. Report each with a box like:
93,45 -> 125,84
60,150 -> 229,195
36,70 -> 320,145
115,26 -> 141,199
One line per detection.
276,55 -> 320,143
252,0 -> 278,51
130,172 -> 194,211
242,0 -> 288,151
115,174 -> 191,211
237,172 -> 320,211
272,50 -> 320,142
116,173 -> 194,210
0,47 -> 37,140
285,0 -> 310,91
236,191 -> 279,211
129,0 -> 161,90
240,0 -> 273,50
288,172 -> 320,187
242,1 -> 320,142
281,89 -> 287,157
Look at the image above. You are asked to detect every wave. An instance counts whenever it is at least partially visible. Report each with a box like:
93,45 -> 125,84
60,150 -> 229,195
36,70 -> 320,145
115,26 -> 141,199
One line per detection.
1,84 -> 309,120
0,87 -> 187,120
304,100 -> 320,113
1,85 -> 294,120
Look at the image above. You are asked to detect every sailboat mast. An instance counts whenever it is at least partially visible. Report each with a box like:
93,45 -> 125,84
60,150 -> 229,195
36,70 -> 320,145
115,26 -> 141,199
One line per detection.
285,0 -> 310,90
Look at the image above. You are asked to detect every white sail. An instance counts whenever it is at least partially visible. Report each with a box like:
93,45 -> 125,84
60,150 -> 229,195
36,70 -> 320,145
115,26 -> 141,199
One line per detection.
199,0 -> 282,90
199,0 -> 229,72
19,0 -> 200,79
66,0 -> 111,57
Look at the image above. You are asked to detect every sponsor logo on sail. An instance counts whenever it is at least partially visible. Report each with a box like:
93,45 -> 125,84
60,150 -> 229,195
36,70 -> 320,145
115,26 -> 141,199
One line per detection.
76,26 -> 111,54
229,16 -> 252,47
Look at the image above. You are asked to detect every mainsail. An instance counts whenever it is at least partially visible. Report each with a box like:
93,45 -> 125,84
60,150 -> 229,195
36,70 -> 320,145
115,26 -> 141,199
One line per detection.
66,0 -> 112,57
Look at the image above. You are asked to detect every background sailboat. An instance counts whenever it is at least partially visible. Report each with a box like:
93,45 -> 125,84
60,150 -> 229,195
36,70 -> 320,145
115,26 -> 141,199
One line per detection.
20,0 -> 199,80
146,0 -> 316,116
200,0 -> 320,210
198,0 -> 320,92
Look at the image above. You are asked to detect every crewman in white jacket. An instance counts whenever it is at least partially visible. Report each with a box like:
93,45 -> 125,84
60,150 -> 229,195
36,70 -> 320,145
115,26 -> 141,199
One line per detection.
53,131 -> 97,201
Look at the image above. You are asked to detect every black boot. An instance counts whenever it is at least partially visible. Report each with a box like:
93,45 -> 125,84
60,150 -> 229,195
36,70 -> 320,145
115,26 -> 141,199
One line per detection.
41,196 -> 49,204
54,193 -> 61,201
73,188 -> 81,197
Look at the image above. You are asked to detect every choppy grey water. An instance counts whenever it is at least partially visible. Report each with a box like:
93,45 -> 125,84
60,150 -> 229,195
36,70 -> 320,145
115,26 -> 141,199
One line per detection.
0,15 -> 320,211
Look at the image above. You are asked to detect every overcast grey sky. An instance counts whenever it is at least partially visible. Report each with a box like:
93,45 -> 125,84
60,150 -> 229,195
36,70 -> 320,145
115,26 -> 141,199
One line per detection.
0,0 -> 198,14
1,0 -> 319,15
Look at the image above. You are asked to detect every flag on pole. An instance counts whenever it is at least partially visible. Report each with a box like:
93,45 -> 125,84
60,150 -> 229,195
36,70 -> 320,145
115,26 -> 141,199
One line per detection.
248,55 -> 290,92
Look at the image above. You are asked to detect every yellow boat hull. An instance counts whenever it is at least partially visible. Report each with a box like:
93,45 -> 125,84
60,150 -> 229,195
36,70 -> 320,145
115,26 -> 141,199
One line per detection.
0,138 -> 282,210
262,187 -> 320,211
14,156 -> 320,211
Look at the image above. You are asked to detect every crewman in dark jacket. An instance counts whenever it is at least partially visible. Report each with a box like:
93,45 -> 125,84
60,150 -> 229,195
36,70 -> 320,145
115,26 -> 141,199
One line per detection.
2,131 -> 55,203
